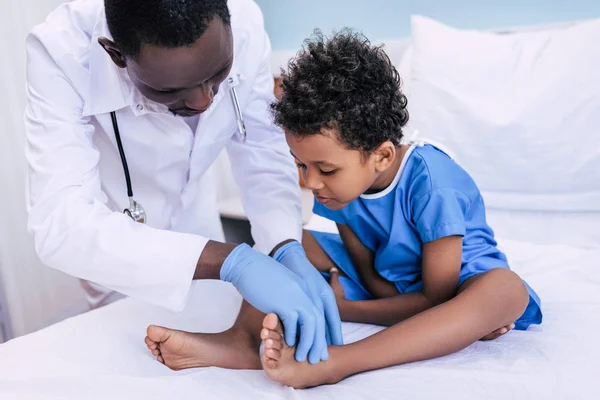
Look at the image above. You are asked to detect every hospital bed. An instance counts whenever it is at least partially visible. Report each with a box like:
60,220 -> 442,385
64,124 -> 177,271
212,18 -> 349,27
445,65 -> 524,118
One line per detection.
1,228 -> 599,399
2,16 -> 600,399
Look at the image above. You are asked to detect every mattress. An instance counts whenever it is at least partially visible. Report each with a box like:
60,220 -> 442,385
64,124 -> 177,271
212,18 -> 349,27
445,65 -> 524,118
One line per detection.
1,236 -> 599,399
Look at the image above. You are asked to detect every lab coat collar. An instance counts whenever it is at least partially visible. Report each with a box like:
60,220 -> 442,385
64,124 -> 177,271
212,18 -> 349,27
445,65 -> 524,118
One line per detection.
82,9 -> 169,117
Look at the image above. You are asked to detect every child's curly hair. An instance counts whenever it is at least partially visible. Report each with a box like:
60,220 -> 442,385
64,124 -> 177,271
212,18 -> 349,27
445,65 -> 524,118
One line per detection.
271,29 -> 409,153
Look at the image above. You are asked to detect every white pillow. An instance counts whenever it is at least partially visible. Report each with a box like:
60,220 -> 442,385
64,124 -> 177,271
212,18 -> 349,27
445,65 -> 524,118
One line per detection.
407,16 -> 600,248
396,45 -> 413,97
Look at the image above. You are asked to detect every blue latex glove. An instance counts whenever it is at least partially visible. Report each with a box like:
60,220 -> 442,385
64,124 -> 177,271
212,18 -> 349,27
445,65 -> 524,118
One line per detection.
220,244 -> 321,363
274,241 -> 344,364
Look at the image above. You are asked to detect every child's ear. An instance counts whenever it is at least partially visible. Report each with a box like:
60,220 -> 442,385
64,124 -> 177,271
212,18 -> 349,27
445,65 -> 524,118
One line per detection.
373,141 -> 396,172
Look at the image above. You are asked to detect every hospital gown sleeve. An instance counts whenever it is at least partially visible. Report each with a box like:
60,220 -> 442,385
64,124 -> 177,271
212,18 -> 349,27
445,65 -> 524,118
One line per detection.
24,32 -> 206,312
226,6 -> 302,254
411,188 -> 470,243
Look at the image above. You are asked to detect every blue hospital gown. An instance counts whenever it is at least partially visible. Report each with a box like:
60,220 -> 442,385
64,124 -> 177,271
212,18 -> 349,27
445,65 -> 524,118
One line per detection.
312,143 -> 542,330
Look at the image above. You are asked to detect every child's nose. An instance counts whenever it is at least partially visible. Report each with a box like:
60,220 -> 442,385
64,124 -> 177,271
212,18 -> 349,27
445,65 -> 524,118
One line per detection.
303,169 -> 324,191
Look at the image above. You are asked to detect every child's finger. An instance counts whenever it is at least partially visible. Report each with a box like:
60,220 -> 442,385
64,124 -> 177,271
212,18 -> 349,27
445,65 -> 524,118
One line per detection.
329,267 -> 346,300
329,268 -> 340,287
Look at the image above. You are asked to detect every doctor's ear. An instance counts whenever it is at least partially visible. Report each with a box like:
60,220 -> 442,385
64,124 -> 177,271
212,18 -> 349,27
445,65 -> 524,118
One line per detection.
98,37 -> 127,68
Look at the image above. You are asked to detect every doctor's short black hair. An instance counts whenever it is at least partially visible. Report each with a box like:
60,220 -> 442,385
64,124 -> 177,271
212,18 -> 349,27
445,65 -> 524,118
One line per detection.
105,0 -> 231,59
271,29 -> 409,154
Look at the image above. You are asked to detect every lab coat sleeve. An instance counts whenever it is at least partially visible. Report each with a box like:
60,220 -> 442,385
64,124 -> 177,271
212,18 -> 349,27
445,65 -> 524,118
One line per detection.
24,33 -> 207,311
226,32 -> 303,254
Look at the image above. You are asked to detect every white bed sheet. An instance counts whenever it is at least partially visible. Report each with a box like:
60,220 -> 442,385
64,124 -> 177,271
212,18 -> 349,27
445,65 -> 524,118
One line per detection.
1,238 -> 599,400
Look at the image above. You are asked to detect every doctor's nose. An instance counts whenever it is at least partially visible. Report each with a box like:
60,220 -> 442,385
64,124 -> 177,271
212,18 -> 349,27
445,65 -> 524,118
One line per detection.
185,85 -> 214,111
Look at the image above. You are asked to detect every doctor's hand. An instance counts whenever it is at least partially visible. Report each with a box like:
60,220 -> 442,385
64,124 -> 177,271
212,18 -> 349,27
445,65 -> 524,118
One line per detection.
220,243 -> 326,364
273,241 -> 343,363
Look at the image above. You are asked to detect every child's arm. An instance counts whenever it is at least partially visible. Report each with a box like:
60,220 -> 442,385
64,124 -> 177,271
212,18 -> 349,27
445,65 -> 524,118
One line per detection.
337,224 -> 399,299
334,235 -> 462,326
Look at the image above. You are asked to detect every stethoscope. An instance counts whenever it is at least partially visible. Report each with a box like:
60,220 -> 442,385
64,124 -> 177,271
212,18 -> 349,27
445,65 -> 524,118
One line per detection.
110,83 -> 246,224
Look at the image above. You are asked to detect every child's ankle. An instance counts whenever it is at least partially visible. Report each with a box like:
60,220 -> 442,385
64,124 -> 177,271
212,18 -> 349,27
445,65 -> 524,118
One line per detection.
322,346 -> 349,385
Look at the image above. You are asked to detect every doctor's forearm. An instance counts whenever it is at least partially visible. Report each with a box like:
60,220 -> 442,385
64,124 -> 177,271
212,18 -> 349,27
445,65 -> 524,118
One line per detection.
193,240 -> 237,280
193,239 -> 298,280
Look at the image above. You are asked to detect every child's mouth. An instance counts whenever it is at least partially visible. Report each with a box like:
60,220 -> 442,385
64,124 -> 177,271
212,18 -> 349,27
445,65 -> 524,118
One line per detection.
315,195 -> 331,205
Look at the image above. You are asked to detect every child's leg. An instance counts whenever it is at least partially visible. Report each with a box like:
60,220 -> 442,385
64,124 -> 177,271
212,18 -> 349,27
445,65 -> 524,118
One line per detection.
145,300 -> 265,370
306,229 -> 517,337
302,230 -> 338,273
261,268 -> 529,389
143,231 -> 335,371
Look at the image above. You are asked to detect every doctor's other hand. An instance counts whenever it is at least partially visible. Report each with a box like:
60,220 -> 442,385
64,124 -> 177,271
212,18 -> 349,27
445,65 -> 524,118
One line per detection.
220,243 -> 324,364
274,241 -> 343,363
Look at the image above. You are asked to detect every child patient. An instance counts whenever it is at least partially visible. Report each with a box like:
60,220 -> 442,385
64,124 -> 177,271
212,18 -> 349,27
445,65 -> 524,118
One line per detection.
145,30 -> 542,389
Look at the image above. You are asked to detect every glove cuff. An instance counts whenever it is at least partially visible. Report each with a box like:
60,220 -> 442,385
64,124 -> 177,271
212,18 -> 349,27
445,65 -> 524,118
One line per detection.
220,243 -> 252,284
273,240 -> 305,263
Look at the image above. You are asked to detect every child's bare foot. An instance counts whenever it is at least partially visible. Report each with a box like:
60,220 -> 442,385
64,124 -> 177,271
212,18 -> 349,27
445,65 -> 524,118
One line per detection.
260,313 -> 343,389
145,325 -> 261,370
480,323 -> 516,341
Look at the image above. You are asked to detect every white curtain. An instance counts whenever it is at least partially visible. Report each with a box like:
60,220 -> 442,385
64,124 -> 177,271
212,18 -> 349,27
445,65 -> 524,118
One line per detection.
0,0 -> 87,341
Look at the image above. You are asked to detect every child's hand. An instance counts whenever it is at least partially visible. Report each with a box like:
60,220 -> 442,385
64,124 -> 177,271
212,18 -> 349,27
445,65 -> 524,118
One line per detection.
328,268 -> 346,304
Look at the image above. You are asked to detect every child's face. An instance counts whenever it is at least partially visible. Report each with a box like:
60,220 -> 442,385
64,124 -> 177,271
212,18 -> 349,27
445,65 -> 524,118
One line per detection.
286,129 -> 390,210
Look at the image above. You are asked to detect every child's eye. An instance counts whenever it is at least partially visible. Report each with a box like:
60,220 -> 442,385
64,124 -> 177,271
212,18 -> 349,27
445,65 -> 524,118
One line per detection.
155,88 -> 177,94
296,163 -> 307,170
320,169 -> 337,176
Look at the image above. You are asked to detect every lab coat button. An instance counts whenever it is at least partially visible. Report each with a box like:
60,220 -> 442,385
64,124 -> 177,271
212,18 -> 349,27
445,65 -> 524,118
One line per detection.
136,104 -> 144,111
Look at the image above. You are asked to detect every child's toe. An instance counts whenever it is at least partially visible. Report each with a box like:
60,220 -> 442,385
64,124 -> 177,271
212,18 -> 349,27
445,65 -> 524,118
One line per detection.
266,347 -> 281,361
147,325 -> 170,343
145,339 -> 159,351
263,358 -> 278,371
265,338 -> 282,351
481,328 -> 502,341
262,313 -> 279,331
144,336 -> 155,348
261,329 -> 282,342
481,324 -> 515,340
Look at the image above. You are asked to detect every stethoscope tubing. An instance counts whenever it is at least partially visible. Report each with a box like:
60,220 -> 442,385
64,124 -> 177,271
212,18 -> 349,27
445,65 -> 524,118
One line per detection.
110,86 -> 246,223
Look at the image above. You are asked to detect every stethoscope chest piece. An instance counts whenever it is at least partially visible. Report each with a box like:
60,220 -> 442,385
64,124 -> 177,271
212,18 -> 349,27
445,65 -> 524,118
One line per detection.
111,111 -> 147,224
124,197 -> 146,224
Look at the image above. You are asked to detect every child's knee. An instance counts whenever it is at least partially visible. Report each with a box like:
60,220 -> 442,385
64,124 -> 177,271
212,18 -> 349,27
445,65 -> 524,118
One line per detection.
485,268 -> 529,316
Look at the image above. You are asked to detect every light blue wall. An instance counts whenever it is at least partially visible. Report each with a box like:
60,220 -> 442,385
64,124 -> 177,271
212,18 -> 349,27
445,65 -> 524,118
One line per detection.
254,0 -> 600,51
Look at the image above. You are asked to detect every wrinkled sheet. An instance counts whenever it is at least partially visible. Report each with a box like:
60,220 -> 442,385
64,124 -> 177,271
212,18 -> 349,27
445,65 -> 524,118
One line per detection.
1,238 -> 599,399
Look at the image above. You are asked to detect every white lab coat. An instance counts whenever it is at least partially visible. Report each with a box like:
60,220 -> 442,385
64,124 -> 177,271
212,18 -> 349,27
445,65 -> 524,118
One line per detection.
24,0 -> 302,311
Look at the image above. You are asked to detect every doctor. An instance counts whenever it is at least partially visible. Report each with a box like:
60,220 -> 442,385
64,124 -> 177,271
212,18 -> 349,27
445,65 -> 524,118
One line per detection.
25,0 -> 342,364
